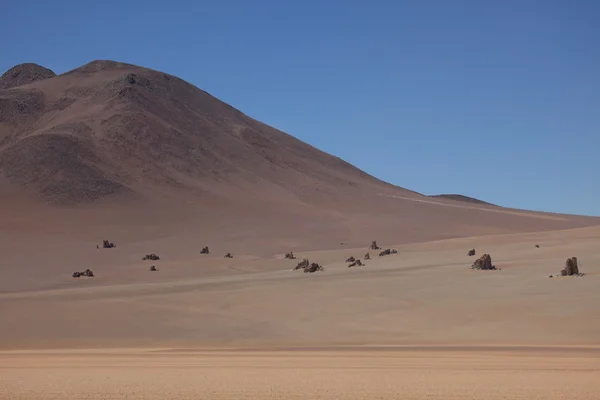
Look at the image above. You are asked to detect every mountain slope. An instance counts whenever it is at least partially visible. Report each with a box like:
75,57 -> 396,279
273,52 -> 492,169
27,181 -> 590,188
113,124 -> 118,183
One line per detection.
0,60 -> 598,252
0,60 -> 413,206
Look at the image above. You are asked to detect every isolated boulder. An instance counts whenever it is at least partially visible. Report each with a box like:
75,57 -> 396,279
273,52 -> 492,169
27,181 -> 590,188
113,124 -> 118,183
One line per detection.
535,244 -> 540,248
223,252 -> 233,258
364,253 -> 370,260
304,263 -> 323,273
142,253 -> 160,261
293,259 -> 309,271
471,254 -> 495,270
72,272 -> 81,278
378,249 -> 398,257
285,252 -> 296,259
468,249 -> 476,256
83,269 -> 94,277
369,241 -> 380,250
200,246 -> 210,254
560,257 -> 580,276
102,240 -> 116,249
149,265 -> 157,272
346,256 -> 356,263
348,259 -> 364,268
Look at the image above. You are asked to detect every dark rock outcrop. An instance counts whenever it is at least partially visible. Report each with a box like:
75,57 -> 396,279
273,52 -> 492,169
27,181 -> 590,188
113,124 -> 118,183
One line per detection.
378,249 -> 397,257
224,252 -> 233,258
142,253 -> 160,261
348,259 -> 364,268
72,269 -> 94,278
285,252 -> 296,259
200,246 -> 210,254
471,254 -> 496,270
560,257 -> 580,276
293,259 -> 309,271
149,265 -> 157,271
103,240 -> 116,249
346,256 -> 356,263
468,249 -> 476,256
364,253 -> 370,260
304,263 -> 323,273
369,241 -> 380,250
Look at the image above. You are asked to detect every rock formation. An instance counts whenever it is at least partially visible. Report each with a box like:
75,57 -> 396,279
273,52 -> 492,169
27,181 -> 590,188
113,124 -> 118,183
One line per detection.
285,252 -> 296,259
370,241 -> 380,250
468,249 -> 476,256
142,253 -> 160,261
348,259 -> 364,268
346,256 -> 356,263
304,263 -> 323,273
200,246 -> 210,254
471,254 -> 496,270
102,240 -> 116,249
224,252 -> 233,258
149,265 -> 157,272
364,253 -> 370,260
378,249 -> 397,257
293,259 -> 309,271
72,269 -> 94,278
560,257 -> 580,276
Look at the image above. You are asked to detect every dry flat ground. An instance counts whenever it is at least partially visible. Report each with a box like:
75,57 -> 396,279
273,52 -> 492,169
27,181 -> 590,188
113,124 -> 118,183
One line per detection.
1,348 -> 600,400
1,225 -> 599,399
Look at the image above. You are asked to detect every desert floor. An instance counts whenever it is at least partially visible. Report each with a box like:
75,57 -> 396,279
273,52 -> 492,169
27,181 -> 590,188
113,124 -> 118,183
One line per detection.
1,225 -> 599,398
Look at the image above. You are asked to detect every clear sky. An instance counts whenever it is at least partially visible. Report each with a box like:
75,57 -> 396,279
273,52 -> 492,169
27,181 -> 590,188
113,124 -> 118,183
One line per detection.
1,0 -> 598,216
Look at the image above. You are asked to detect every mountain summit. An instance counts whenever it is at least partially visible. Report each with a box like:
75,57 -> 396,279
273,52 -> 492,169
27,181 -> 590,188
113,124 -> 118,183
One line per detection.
0,63 -> 56,89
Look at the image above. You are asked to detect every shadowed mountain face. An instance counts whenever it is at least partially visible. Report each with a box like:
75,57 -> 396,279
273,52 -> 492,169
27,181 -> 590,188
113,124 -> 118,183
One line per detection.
429,194 -> 495,206
0,60 -> 598,249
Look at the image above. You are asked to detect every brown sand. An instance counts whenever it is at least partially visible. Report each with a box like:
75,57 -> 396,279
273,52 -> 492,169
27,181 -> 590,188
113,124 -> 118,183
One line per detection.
2,348 -> 599,399
1,225 -> 599,398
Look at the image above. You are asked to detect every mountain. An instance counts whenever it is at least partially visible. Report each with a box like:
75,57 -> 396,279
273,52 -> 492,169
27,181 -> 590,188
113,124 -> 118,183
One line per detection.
0,63 -> 56,90
429,194 -> 495,206
0,60 -> 598,253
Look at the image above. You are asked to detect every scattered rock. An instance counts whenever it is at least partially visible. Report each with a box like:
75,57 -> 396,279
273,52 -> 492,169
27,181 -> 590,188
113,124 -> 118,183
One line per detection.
549,275 -> 553,278
200,246 -> 210,254
102,240 -> 116,249
142,253 -> 160,261
378,249 -> 398,257
72,269 -> 94,278
346,256 -> 356,263
364,253 -> 370,260
304,263 -> 323,273
369,241 -> 380,250
348,259 -> 364,268
285,252 -> 296,259
471,254 -> 496,270
224,252 -> 233,258
535,244 -> 540,248
468,248 -> 476,256
560,257 -> 581,276
149,265 -> 157,272
293,259 -> 309,271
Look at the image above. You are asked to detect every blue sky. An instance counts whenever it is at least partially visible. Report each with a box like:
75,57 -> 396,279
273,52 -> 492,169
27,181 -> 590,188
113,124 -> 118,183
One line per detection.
1,0 -> 598,215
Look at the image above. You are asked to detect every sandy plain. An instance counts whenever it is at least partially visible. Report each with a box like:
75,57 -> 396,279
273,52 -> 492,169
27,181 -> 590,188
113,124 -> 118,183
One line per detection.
1,225 -> 599,399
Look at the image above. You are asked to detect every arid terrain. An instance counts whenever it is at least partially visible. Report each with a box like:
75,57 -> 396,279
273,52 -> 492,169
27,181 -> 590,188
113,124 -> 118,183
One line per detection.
1,61 -> 599,399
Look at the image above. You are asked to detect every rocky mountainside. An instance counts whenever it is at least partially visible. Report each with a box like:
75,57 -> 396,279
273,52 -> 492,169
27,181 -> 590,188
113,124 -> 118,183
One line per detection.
0,60 -> 413,206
